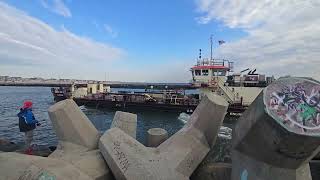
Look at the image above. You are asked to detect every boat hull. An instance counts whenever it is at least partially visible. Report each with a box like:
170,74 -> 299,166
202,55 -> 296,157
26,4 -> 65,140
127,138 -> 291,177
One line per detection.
73,98 -> 197,113
73,98 -> 247,114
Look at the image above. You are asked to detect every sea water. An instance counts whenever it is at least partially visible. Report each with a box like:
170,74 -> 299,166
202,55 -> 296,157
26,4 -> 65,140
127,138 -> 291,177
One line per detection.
0,86 -> 186,146
0,86 -> 233,147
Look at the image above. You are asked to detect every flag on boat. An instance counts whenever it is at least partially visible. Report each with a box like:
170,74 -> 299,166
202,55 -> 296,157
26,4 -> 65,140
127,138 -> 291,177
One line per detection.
218,40 -> 225,45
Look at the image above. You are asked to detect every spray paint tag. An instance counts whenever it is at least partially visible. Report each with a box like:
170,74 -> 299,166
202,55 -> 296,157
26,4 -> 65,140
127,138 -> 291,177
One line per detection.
241,169 -> 248,180
38,171 -> 56,180
264,77 -> 320,136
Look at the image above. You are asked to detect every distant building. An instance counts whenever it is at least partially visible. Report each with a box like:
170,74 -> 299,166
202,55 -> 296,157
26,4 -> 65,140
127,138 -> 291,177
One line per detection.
10,77 -> 22,82
0,76 -> 9,81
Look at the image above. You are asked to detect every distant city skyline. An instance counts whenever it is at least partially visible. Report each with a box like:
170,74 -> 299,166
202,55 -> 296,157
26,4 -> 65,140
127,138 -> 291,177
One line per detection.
0,0 -> 319,82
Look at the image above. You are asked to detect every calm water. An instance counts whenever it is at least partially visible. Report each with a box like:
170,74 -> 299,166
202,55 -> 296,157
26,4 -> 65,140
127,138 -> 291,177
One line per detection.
0,86 -> 185,146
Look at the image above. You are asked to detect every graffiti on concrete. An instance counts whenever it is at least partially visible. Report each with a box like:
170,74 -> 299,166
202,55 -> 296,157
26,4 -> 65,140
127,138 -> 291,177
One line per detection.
265,79 -> 320,134
113,140 -> 131,173
38,171 -> 56,180
240,169 -> 248,180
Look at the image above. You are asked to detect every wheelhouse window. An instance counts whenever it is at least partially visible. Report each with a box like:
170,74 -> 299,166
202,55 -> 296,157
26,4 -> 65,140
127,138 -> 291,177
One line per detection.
213,70 -> 218,76
219,70 -> 226,76
212,70 -> 226,76
202,69 -> 209,76
195,70 -> 201,76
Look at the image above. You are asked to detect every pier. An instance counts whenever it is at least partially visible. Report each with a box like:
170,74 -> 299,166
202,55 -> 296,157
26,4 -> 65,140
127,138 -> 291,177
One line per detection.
0,81 -> 195,90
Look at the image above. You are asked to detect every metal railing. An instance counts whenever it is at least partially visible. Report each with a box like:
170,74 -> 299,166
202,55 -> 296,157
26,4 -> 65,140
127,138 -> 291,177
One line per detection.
196,58 -> 233,70
215,77 -> 236,103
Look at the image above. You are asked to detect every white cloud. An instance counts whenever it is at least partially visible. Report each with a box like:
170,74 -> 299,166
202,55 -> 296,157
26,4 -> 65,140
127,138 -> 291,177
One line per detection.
195,0 -> 320,80
0,2 -> 124,78
109,61 -> 193,83
40,0 -> 72,18
104,24 -> 118,38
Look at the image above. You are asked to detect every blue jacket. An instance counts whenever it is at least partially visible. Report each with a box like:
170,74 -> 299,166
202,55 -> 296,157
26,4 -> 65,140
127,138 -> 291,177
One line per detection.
17,108 -> 38,132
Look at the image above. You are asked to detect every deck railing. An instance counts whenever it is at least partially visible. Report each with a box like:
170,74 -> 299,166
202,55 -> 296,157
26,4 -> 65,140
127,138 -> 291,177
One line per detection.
196,58 -> 233,70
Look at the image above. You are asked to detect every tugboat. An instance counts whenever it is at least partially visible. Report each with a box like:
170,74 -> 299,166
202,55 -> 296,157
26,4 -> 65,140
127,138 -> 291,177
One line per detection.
190,48 -> 274,114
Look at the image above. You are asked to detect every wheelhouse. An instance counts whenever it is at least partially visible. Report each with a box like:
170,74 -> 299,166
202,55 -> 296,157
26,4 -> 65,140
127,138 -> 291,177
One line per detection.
191,58 -> 233,87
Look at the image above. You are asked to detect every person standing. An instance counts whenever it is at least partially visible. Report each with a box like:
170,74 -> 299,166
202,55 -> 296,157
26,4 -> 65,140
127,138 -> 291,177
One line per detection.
17,101 -> 40,153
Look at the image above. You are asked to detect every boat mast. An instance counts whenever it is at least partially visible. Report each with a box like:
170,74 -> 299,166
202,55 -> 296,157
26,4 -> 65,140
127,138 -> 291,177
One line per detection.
210,34 -> 213,61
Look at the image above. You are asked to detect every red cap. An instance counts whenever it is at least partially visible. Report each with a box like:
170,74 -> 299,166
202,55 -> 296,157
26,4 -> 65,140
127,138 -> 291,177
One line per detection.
23,101 -> 33,109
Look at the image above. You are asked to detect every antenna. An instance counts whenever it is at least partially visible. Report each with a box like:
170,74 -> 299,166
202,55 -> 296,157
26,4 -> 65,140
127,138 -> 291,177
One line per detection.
210,35 -> 213,60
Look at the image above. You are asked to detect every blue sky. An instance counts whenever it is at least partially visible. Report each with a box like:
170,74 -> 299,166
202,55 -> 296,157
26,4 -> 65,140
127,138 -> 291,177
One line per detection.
7,0 -> 245,60
0,0 -> 319,82
18,2 -> 242,48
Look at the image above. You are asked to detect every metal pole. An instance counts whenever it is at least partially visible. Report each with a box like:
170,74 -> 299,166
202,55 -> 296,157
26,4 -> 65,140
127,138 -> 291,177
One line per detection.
210,35 -> 213,61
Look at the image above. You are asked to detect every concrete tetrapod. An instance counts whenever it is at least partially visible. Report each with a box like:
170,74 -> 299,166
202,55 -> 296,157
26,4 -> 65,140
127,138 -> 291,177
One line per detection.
99,94 -> 228,180
0,99 -> 139,179
48,100 -> 138,180
48,99 -> 137,179
111,111 -> 137,139
0,152 -> 93,180
47,99 -> 111,180
48,99 -> 100,150
231,77 -> 320,180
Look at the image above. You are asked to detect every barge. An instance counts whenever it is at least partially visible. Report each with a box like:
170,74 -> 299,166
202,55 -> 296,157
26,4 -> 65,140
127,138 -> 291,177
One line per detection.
73,90 -> 199,112
52,85 -> 200,112
51,41 -> 274,114
52,83 -> 246,113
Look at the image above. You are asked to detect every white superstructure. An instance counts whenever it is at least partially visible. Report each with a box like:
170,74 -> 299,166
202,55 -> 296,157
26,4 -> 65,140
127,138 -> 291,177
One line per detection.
191,58 -> 274,106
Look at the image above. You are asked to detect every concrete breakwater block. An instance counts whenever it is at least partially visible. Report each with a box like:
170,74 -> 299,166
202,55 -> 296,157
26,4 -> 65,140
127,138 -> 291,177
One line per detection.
147,128 -> 168,147
48,110 -> 137,180
48,99 -> 100,150
310,160 -> 320,180
1,99 -> 140,179
111,111 -> 137,139
0,152 -> 93,180
99,94 -> 228,180
47,99 -> 138,180
48,99 -> 113,180
48,141 -> 112,180
232,77 -> 320,180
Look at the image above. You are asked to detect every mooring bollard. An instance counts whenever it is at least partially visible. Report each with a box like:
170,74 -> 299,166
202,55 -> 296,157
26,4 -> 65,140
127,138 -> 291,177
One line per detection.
147,128 -> 168,147
232,77 -> 320,180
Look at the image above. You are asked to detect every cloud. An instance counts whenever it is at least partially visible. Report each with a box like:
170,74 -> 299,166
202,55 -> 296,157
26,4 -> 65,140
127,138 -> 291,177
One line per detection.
0,2 -> 124,78
104,24 -> 118,38
40,0 -> 72,17
108,61 -> 193,83
195,0 -> 320,80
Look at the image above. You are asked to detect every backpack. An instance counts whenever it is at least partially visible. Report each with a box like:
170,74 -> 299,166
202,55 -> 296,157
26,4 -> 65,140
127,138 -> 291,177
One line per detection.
18,109 -> 36,132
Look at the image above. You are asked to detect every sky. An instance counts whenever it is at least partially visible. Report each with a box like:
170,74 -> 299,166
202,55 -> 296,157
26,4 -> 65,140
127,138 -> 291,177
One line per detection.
0,0 -> 319,82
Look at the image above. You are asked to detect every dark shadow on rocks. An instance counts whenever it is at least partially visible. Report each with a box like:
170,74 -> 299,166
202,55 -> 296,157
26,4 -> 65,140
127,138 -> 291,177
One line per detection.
0,139 -> 19,152
0,138 -> 55,157
191,137 -> 232,180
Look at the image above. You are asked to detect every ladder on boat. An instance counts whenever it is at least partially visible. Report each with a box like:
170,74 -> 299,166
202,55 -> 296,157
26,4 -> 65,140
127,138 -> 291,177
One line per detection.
211,77 -> 236,104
